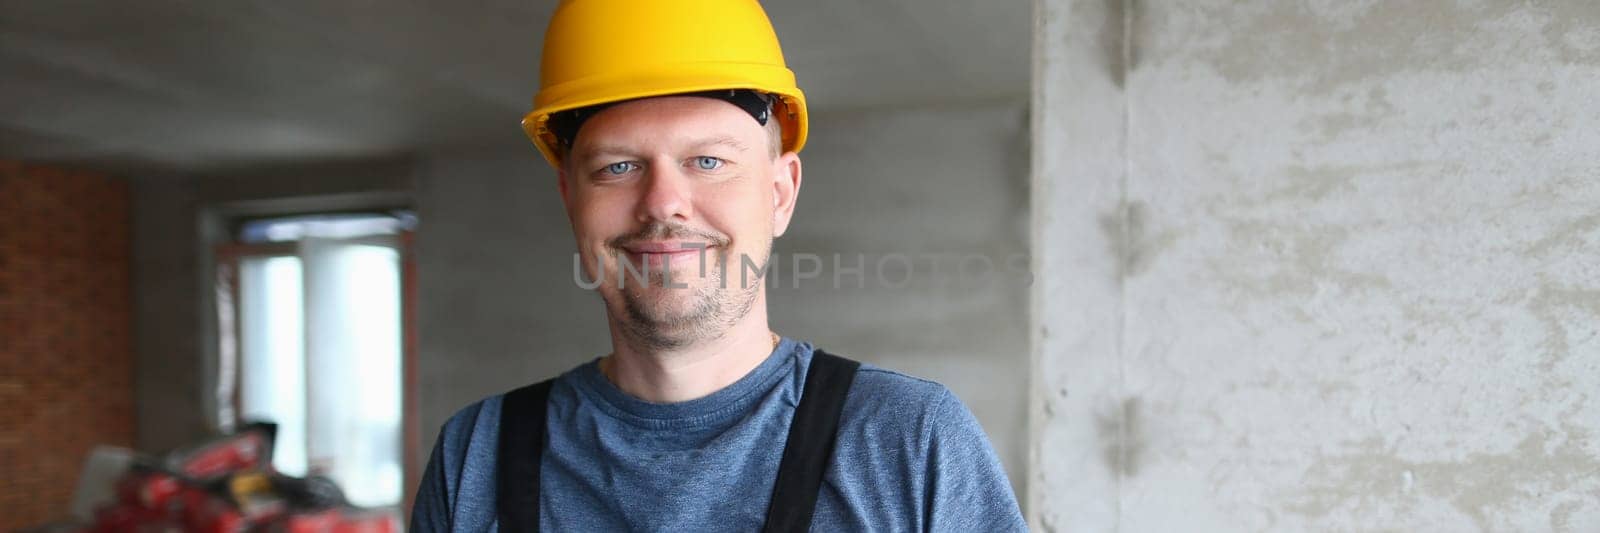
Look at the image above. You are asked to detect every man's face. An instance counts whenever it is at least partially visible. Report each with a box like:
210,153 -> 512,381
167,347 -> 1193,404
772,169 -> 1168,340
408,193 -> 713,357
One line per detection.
558,96 -> 801,347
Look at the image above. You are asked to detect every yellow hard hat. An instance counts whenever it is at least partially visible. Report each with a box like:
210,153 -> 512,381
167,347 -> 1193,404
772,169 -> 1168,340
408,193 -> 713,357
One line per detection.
522,0 -> 809,168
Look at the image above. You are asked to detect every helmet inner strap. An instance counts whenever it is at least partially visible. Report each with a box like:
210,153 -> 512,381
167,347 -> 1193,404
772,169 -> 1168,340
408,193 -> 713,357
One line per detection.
549,90 -> 775,151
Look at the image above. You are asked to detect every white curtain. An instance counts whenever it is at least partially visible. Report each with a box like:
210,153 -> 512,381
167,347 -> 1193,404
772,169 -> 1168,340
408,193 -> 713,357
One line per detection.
238,256 -> 308,475
301,236 -> 403,508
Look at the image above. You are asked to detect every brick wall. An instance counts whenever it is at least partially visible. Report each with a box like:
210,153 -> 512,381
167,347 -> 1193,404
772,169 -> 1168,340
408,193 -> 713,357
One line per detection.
0,161 -> 133,529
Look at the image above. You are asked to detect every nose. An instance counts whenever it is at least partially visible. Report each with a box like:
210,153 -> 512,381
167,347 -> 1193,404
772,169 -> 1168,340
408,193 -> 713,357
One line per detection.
636,162 -> 692,224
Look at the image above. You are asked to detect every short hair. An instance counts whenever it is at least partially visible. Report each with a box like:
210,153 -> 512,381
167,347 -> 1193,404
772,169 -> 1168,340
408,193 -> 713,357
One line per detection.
761,110 -> 782,158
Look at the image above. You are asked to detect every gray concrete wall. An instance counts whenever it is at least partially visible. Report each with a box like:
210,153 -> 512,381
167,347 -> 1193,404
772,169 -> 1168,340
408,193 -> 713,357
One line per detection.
411,148 -> 607,450
1032,1 -> 1600,531
773,102 -> 1031,501
413,102 -> 1033,500
131,177 -> 211,452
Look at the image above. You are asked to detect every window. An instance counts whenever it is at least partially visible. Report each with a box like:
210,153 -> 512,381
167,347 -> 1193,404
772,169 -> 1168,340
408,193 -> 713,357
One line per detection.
217,211 -> 415,509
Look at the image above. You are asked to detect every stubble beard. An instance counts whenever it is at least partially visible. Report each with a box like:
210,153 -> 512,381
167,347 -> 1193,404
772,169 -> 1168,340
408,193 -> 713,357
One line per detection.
608,243 -> 768,350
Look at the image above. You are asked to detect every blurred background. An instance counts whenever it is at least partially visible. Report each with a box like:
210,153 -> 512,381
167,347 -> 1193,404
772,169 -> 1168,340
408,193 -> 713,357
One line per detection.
2,0 -> 1597,531
0,0 -> 1031,528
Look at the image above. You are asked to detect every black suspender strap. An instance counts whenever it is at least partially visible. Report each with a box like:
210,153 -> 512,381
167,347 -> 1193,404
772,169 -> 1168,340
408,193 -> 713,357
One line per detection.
496,378 -> 554,533
761,349 -> 861,533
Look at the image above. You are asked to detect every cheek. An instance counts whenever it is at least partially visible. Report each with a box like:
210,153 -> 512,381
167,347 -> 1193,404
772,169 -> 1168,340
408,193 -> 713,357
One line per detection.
570,190 -> 637,242
697,183 -> 775,246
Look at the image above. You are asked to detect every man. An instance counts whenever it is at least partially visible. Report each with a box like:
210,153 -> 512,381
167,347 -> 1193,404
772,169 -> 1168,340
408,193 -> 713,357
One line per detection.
410,0 -> 1025,530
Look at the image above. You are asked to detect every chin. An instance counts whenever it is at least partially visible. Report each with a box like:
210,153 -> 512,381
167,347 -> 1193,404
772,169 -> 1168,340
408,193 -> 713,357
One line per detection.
622,285 -> 713,321
614,293 -> 719,348
607,276 -> 757,347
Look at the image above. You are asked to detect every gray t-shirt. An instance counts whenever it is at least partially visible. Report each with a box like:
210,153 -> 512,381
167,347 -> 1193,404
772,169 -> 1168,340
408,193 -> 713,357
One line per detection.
410,337 -> 1026,532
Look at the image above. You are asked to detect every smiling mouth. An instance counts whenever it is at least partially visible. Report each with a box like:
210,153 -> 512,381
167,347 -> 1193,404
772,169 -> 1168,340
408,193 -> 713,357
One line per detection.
621,243 -> 716,271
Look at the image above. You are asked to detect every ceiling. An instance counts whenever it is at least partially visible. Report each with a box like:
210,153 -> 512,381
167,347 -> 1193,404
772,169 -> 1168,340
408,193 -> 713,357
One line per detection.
0,1 -> 1030,173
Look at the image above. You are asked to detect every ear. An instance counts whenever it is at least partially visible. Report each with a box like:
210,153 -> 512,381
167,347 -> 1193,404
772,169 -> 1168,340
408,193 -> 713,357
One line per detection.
770,152 -> 802,237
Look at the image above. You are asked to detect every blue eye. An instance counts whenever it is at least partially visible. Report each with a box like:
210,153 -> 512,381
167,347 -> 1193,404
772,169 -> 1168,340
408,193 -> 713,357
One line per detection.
693,156 -> 723,171
604,162 -> 636,175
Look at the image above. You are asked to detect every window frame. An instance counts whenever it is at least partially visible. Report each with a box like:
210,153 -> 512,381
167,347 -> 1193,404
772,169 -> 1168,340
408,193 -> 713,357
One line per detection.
213,229 -> 419,512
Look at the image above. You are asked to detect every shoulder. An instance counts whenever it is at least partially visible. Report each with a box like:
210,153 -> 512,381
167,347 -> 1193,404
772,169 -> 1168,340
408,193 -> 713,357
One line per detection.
442,392 -> 504,434
422,381 -> 558,497
432,362 -> 597,452
844,363 -> 958,417
436,364 -> 592,447
825,358 -> 1025,530
832,359 -> 975,446
431,394 -> 505,463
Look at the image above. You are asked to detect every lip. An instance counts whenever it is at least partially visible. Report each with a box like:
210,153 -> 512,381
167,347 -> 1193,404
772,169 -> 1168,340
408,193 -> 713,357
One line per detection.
622,241 -> 709,254
621,242 -> 716,271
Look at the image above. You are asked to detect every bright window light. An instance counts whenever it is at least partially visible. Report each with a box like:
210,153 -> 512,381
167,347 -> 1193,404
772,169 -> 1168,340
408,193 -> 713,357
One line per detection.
238,256 -> 309,475
238,211 -> 416,243
231,233 -> 405,508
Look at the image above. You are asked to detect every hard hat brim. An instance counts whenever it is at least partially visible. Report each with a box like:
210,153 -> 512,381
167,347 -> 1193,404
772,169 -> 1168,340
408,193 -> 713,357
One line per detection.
522,62 -> 808,168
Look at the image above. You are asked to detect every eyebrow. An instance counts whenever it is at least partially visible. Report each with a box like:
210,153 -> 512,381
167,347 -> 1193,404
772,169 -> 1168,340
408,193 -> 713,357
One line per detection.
570,144 -> 635,162
689,136 -> 751,153
572,136 -> 751,162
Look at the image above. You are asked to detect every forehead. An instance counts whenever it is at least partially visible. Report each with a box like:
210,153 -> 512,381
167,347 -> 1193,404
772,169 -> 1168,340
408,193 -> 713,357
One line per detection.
571,96 -> 765,156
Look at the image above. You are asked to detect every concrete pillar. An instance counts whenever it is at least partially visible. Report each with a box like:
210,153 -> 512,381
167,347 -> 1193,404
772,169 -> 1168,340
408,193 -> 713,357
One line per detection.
1030,0 -> 1128,529
1032,1 -> 1600,530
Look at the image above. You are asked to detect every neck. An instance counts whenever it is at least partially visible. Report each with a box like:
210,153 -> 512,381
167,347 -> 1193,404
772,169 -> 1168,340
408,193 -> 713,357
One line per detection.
602,294 -> 777,403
